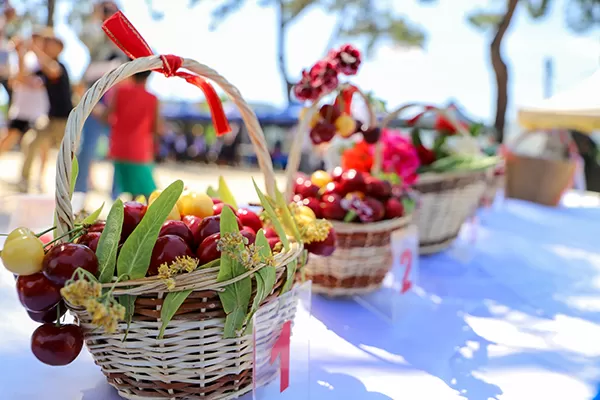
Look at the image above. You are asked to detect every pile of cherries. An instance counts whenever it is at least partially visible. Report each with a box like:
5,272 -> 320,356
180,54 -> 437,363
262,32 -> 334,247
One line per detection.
305,103 -> 381,146
293,167 -> 408,224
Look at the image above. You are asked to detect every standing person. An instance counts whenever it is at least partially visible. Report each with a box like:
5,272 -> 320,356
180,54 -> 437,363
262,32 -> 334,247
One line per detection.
106,70 -> 162,198
75,0 -> 127,195
0,5 -> 17,107
19,31 -> 73,192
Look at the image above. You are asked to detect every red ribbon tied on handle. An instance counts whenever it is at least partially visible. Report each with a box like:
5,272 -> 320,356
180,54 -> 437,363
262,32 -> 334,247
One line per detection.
102,12 -> 231,136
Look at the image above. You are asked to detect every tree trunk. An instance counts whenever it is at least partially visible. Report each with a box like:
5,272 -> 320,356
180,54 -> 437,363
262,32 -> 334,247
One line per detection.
46,0 -> 56,27
276,1 -> 293,105
490,0 -> 518,143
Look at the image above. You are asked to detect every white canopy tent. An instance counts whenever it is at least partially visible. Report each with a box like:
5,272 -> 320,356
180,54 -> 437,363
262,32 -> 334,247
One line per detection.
518,70 -> 600,133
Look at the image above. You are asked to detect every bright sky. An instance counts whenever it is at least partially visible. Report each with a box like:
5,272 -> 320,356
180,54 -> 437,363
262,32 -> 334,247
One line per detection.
54,0 -> 598,125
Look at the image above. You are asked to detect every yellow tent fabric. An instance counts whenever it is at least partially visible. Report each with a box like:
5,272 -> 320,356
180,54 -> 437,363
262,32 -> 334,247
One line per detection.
518,70 -> 600,133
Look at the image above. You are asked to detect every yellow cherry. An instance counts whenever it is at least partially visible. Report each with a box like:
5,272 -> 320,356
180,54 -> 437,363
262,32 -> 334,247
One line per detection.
310,170 -> 332,188
1,230 -> 44,276
149,190 -> 180,220
296,205 -> 316,220
335,114 -> 356,138
178,191 -> 214,218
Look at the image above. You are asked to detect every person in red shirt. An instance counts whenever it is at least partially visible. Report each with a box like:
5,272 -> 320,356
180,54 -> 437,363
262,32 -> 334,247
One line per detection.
106,70 -> 162,198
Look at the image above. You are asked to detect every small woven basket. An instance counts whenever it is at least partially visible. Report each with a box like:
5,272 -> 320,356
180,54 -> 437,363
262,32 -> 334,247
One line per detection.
504,130 -> 576,206
381,104 -> 492,255
285,85 -> 414,296
56,56 -> 303,399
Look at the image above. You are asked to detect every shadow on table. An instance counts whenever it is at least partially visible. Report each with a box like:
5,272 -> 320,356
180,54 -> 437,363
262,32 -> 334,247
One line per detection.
311,291 -> 503,400
81,380 -> 121,400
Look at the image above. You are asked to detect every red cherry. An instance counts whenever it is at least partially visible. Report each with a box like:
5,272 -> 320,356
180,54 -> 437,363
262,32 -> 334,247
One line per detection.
242,226 -> 256,235
264,227 -> 279,238
320,194 -> 346,220
360,197 -> 385,222
182,215 -> 203,247
42,244 -> 99,287
319,104 -> 341,123
211,198 -> 222,205
27,301 -> 66,323
195,215 -> 243,246
331,166 -> 344,183
237,208 -> 263,234
122,201 -> 147,242
148,235 -> 194,276
31,323 -> 84,366
384,198 -> 405,219
292,194 -> 303,202
267,237 -> 281,251
241,229 -> 256,246
309,122 -> 336,145
298,197 -> 322,218
159,220 -> 195,249
320,181 -> 343,198
305,228 -> 336,256
296,180 -> 320,199
213,203 -> 236,215
77,232 -> 101,253
339,169 -> 366,194
16,273 -> 62,312
87,221 -> 105,233
197,233 -> 221,265
365,176 -> 392,200
362,126 -> 382,144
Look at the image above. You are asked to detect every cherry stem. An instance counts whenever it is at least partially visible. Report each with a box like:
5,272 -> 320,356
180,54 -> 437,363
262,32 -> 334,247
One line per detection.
35,226 -> 57,237
55,302 -> 62,328
0,233 -> 8,236
44,226 -> 84,248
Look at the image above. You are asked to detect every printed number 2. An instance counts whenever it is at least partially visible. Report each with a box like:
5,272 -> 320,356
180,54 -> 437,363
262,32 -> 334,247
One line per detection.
400,249 -> 413,294
270,320 -> 291,393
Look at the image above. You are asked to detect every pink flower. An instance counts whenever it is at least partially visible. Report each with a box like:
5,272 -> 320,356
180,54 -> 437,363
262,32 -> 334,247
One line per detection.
371,129 -> 420,186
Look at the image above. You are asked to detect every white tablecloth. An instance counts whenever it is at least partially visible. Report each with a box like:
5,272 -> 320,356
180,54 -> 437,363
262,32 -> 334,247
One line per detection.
1,193 -> 600,399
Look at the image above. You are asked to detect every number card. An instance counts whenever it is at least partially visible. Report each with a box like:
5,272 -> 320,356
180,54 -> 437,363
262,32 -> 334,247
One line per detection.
252,281 -> 311,399
353,224 -> 419,322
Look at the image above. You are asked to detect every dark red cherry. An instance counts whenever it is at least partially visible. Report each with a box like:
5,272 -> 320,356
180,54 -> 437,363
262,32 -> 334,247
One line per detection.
319,104 -> 341,123
27,301 -> 66,323
331,166 -> 344,183
384,198 -> 405,219
42,244 -> 99,287
365,176 -> 392,200
339,169 -> 366,194
298,197 -> 322,218
148,235 -> 194,276
195,215 -> 242,246
360,197 -> 385,222
309,122 -> 336,145
182,215 -> 203,247
362,126 -> 382,144
77,232 -> 101,253
296,180 -> 320,199
320,194 -> 346,220
267,237 -> 282,251
211,198 -> 222,205
241,230 -> 256,246
213,203 -> 236,215
197,233 -> 221,265
320,181 -> 343,197
305,228 -> 336,257
87,221 -> 105,233
16,273 -> 62,312
122,201 -> 147,242
237,208 -> 263,234
242,225 -> 256,236
159,220 -> 195,249
31,323 -> 84,366
264,227 -> 278,238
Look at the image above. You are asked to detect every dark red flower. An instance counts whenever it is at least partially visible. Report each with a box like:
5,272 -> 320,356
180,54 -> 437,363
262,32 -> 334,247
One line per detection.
416,145 -> 436,166
309,60 -> 339,92
329,44 -> 362,76
293,70 -> 322,101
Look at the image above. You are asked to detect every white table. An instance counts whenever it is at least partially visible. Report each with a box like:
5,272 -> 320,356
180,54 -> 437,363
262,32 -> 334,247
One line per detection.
1,193 -> 600,399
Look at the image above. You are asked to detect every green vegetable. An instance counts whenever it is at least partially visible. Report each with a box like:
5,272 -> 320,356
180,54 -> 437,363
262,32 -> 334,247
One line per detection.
218,176 -> 238,210
206,185 -> 219,199
158,290 -> 193,339
252,179 -> 290,251
274,184 -> 301,243
217,206 -> 252,338
117,180 -> 184,280
81,203 -> 104,226
97,200 -> 124,283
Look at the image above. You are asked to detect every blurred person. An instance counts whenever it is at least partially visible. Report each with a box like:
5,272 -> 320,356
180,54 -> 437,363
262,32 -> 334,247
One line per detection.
75,0 -> 126,195
106,70 -> 162,198
19,30 -> 73,192
0,5 -> 17,107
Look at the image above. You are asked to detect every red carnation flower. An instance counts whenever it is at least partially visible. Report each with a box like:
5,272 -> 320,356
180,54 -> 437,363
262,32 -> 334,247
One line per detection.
309,60 -> 339,93
293,70 -> 322,101
329,44 -> 361,76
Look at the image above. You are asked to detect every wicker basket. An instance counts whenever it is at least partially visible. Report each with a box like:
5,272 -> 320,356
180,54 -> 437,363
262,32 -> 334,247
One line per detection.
504,130 -> 576,206
480,166 -> 505,207
380,104 -> 492,255
285,85 -> 414,296
55,55 -> 304,399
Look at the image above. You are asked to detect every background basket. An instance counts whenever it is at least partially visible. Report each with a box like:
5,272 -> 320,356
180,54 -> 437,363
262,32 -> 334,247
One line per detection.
285,85 -> 414,296
381,104 -> 492,255
56,56 -> 303,399
504,130 -> 576,206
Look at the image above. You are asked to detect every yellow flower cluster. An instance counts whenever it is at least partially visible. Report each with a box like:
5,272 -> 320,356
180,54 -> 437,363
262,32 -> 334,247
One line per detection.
218,232 -> 274,269
60,279 -> 102,307
300,219 -> 332,244
157,255 -> 199,291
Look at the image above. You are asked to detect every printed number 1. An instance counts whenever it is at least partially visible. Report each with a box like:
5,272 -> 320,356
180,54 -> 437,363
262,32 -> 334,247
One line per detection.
270,320 -> 291,393
400,249 -> 413,294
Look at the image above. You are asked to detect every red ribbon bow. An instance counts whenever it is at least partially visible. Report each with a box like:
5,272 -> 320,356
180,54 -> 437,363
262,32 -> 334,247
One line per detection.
102,12 -> 231,136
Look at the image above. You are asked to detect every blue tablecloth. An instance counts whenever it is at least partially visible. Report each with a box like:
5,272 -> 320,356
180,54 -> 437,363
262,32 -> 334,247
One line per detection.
1,193 -> 599,399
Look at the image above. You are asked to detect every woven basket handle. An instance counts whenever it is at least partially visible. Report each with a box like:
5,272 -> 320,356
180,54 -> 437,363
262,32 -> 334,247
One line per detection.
506,129 -> 578,158
284,85 -> 376,200
55,56 -> 275,236
374,103 -> 479,173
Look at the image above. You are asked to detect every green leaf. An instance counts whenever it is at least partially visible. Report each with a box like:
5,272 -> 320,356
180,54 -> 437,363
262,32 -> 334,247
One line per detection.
281,258 -> 297,294
206,185 -> 219,199
218,176 -> 238,210
81,203 -> 104,225
243,230 -> 276,334
70,156 -> 79,198
252,179 -> 290,251
97,200 -> 124,283
274,184 -> 301,243
217,206 -> 252,338
117,180 -> 184,280
402,197 -> 416,215
344,210 -> 357,223
119,294 -> 136,341
158,290 -> 192,339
